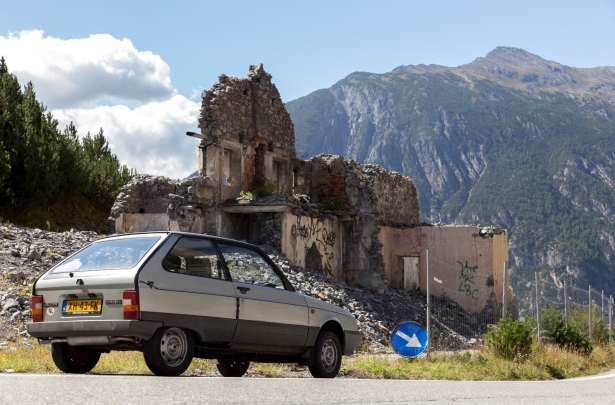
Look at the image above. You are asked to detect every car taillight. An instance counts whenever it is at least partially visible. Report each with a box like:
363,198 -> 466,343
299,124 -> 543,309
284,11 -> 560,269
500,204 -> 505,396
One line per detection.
31,295 -> 43,322
122,290 -> 139,320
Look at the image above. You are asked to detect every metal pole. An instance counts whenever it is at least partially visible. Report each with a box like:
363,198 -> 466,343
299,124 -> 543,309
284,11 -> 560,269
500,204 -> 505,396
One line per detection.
426,249 -> 430,360
564,280 -> 568,328
609,295 -> 613,344
602,290 -> 605,323
502,262 -> 507,319
589,285 -> 593,341
535,271 -> 540,342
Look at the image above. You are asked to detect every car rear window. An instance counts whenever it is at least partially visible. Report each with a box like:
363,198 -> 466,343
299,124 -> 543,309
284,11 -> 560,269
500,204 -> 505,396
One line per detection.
50,236 -> 161,273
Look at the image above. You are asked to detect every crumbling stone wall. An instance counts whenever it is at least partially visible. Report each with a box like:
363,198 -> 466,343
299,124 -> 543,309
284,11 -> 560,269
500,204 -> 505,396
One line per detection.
197,64 -> 295,192
107,175 -> 220,235
287,154 -> 419,292
294,155 -> 418,224
199,64 -> 295,152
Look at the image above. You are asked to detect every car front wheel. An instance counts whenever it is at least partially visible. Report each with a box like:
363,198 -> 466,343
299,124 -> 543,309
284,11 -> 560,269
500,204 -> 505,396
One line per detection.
143,327 -> 194,376
51,342 -> 101,374
216,358 -> 250,377
308,331 -> 342,378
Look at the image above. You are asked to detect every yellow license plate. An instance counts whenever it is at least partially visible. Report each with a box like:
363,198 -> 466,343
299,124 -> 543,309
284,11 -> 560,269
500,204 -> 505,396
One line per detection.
62,299 -> 102,314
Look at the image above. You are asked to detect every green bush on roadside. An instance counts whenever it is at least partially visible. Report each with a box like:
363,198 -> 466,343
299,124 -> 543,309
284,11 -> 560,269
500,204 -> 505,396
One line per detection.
541,305 -> 593,356
484,315 -> 535,360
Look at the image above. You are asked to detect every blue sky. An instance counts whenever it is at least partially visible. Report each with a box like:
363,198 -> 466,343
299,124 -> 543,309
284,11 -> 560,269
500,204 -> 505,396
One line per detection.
1,0 -> 615,178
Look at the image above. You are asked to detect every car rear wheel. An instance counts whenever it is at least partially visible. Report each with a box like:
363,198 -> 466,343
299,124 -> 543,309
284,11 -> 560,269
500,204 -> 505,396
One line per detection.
216,358 -> 250,377
51,342 -> 101,374
143,327 -> 194,376
308,331 -> 342,378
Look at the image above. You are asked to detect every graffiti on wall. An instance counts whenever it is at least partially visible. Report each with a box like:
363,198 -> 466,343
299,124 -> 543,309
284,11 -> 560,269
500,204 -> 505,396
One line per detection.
290,216 -> 337,278
457,260 -> 479,300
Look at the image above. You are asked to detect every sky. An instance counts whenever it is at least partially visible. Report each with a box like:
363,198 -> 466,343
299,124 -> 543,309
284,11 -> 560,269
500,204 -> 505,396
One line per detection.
1,0 -> 615,179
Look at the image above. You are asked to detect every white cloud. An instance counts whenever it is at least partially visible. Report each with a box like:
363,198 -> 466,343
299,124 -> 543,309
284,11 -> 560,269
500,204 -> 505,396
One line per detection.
1,30 -> 174,108
53,95 -> 201,179
1,30 -> 202,179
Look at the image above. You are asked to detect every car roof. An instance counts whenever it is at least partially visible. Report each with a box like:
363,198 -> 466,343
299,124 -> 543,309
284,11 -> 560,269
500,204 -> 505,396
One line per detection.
100,231 -> 262,250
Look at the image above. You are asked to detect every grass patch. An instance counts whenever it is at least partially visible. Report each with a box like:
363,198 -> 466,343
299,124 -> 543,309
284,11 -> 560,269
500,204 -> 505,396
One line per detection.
0,341 -> 216,375
2,339 -> 614,379
344,343 -> 615,380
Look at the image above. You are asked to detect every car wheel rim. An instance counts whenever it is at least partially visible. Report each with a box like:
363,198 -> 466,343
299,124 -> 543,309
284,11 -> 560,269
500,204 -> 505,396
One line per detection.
228,360 -> 242,370
160,328 -> 188,367
320,339 -> 337,371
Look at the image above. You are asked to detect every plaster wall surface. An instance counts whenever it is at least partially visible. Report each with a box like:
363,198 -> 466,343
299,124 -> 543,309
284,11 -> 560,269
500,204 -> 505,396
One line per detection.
379,225 -> 509,314
115,213 -> 170,234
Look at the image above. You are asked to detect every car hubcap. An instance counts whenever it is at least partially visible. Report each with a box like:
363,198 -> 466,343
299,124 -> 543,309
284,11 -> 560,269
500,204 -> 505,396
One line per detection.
320,339 -> 337,371
160,328 -> 187,367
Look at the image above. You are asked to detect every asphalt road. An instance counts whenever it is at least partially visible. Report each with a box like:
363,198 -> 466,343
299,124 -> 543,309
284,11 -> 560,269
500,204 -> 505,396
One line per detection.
1,371 -> 615,405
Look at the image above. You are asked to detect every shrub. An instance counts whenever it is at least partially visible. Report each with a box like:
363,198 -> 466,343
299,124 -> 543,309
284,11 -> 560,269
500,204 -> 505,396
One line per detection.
540,304 -> 593,356
485,316 -> 534,360
552,323 -> 593,356
254,180 -> 278,198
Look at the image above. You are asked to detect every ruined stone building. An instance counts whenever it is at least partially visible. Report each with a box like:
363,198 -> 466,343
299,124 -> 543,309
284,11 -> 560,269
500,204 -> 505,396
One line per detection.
108,64 -> 512,317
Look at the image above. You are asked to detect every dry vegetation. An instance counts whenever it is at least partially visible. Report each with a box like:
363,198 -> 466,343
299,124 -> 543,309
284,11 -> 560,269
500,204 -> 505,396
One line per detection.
2,338 -> 614,380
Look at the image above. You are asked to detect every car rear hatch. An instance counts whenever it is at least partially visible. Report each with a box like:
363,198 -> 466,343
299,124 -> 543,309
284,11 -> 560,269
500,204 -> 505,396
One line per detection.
28,234 -> 167,341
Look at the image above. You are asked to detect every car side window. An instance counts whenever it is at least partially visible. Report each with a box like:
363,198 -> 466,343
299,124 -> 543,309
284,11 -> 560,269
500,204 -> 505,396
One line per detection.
217,243 -> 284,289
163,237 -> 226,280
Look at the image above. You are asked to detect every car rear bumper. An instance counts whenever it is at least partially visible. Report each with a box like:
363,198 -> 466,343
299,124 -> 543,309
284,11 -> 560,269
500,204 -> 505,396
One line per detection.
26,320 -> 163,341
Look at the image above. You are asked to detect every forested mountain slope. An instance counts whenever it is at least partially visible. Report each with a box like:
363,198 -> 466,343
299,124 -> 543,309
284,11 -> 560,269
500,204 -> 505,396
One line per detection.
287,47 -> 615,308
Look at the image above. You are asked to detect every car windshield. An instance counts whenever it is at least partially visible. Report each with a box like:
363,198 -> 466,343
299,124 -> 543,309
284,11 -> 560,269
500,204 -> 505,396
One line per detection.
51,236 -> 161,273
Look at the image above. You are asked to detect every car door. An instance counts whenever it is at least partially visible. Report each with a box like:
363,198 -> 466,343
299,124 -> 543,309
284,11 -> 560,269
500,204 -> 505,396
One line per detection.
216,242 -> 309,350
138,235 -> 237,343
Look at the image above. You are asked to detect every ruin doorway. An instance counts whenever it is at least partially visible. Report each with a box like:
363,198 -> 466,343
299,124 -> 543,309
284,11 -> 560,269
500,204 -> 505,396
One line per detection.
402,256 -> 419,290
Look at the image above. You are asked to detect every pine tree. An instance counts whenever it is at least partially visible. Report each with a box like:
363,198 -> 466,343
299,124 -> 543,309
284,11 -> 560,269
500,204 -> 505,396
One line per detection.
0,56 -> 134,230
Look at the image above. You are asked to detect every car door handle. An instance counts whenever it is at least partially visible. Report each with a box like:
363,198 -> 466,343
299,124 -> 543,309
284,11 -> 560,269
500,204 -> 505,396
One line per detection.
237,286 -> 250,294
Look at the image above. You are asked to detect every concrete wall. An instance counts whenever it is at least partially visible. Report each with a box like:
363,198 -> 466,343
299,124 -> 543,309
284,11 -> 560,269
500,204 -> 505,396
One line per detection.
379,225 -> 510,314
281,212 -> 343,281
114,213 -> 170,233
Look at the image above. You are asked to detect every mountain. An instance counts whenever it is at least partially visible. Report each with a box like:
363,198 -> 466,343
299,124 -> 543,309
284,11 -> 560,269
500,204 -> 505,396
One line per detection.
286,47 -> 615,311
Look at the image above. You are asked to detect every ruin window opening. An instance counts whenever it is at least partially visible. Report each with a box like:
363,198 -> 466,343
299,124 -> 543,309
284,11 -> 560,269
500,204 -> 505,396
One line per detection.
223,148 -> 241,186
272,161 -> 281,191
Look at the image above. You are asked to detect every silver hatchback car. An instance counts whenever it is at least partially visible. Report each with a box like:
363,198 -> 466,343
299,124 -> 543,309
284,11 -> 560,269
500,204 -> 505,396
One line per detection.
26,232 -> 362,378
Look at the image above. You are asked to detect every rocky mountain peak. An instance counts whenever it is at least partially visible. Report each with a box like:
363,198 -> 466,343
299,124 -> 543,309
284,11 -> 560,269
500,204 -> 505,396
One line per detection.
459,47 -> 615,102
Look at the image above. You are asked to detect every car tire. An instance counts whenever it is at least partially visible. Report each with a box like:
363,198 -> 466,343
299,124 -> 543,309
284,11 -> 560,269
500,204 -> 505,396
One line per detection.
143,327 -> 194,376
216,358 -> 250,377
308,330 -> 342,378
51,342 -> 101,374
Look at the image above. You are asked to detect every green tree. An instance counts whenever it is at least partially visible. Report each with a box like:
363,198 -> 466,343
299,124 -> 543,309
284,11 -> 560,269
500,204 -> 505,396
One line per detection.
0,56 -> 25,204
567,304 -> 609,346
0,57 -> 134,230
81,129 -> 133,204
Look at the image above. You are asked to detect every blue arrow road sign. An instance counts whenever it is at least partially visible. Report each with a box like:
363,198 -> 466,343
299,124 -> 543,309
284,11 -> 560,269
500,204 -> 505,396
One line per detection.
391,321 -> 428,358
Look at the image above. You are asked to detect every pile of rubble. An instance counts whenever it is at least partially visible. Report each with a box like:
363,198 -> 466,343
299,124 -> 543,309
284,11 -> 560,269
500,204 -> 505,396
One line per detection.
0,222 -> 475,352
